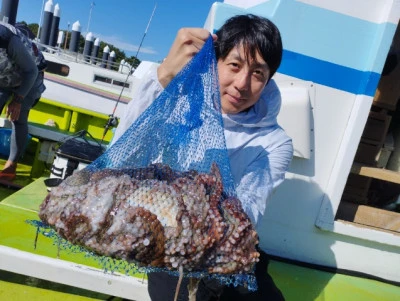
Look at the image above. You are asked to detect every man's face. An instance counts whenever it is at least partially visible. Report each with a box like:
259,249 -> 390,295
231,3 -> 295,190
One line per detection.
217,44 -> 270,114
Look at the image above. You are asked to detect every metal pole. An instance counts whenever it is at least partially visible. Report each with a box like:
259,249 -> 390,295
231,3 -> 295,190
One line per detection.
100,2 -> 157,144
64,22 -> 70,49
135,2 -> 157,58
86,1 -> 95,34
37,0 -> 45,41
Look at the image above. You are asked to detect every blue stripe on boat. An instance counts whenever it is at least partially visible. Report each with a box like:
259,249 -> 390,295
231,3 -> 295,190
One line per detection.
279,50 -> 381,96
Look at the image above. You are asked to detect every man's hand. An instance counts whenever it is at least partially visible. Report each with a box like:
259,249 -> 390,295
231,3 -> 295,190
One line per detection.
6,95 -> 23,121
157,28 -> 217,88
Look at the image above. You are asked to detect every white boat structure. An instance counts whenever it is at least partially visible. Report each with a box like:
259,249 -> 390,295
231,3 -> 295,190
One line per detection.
1,0 -> 400,300
40,47 -> 155,118
32,0 -> 158,119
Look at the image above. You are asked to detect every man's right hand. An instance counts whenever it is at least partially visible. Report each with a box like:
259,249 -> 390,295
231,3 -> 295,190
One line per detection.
157,28 -> 217,88
6,95 -> 23,121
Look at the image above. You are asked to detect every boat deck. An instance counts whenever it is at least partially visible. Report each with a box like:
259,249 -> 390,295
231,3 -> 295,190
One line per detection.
0,176 -> 399,300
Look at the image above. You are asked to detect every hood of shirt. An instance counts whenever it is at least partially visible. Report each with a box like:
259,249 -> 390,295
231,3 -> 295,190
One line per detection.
222,79 -> 281,129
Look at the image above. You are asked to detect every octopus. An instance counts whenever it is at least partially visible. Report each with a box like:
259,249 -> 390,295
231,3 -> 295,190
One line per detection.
39,163 -> 260,275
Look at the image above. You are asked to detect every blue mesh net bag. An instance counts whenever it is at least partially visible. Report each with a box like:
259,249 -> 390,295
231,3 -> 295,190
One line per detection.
38,36 -> 259,291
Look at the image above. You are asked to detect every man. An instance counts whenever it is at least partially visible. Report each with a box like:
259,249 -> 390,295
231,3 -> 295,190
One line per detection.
113,14 -> 293,301
0,21 -> 46,181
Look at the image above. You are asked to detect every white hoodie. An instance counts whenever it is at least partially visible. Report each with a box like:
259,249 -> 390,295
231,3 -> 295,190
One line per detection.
112,64 -> 293,225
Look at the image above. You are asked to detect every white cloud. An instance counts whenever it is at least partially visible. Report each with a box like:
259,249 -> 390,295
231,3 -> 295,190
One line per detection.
92,33 -> 157,55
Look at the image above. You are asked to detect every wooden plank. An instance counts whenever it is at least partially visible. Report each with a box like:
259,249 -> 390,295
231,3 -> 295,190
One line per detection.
354,142 -> 381,165
354,111 -> 392,166
342,174 -> 372,204
361,111 -> 391,144
373,21 -> 400,110
341,192 -> 368,205
337,201 -> 400,233
351,163 -> 400,184
355,205 -> 400,232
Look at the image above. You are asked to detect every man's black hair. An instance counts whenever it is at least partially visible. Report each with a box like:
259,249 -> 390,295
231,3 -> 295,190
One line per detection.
214,14 -> 283,80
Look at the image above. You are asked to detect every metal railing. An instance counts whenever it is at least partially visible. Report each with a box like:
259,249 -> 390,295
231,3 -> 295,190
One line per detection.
35,41 -> 134,74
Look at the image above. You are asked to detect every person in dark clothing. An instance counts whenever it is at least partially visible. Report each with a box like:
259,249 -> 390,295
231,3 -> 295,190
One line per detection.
0,21 -> 46,181
148,250 -> 285,301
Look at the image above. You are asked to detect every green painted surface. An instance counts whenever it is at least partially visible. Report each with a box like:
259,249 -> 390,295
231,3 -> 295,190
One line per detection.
1,176 -> 47,210
29,98 -> 115,143
269,256 -> 400,300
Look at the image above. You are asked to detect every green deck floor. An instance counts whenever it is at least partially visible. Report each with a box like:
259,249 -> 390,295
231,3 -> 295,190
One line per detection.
0,139 -> 50,200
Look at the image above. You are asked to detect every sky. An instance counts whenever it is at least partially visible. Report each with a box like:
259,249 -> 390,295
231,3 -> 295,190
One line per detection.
15,0 -> 223,63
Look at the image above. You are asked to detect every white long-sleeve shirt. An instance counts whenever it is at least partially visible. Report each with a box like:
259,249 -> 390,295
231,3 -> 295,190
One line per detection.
112,64 -> 293,225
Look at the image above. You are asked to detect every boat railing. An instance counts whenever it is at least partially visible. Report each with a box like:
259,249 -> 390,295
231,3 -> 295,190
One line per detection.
35,41 -> 133,75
